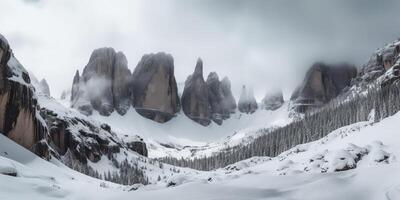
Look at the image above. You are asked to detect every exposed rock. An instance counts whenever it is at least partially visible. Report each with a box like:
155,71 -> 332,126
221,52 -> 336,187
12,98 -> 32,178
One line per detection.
181,58 -> 211,126
238,85 -> 258,114
131,52 -> 180,123
71,70 -> 80,101
113,52 -> 131,115
206,72 -> 225,125
40,104 -> 148,164
81,48 -> 115,116
123,135 -> 148,157
71,48 -> 132,116
71,70 -> 93,116
291,62 -> 357,112
221,77 -> 237,113
39,79 -> 50,96
359,41 -> 400,85
0,34 -> 49,159
206,72 -> 236,125
261,90 -> 284,111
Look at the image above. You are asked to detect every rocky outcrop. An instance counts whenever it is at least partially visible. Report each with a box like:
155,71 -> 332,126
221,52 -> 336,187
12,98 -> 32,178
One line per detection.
71,48 -> 132,116
40,97 -> 148,164
122,135 -> 148,157
291,62 -> 357,112
221,77 -> 237,113
238,85 -> 258,114
206,72 -> 236,125
39,79 -> 50,96
261,90 -> 284,111
181,58 -> 211,126
113,52 -> 132,115
360,41 -> 400,84
131,52 -> 180,123
0,34 -> 49,159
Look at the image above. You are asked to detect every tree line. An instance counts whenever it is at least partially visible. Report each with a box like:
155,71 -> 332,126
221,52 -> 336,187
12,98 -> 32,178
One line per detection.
159,80 -> 400,171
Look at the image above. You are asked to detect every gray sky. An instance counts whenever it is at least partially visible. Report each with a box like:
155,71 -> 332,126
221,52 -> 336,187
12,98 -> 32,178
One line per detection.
1,0 -> 400,100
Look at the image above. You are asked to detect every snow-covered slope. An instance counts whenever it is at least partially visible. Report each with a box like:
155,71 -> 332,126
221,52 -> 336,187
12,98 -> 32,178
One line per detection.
90,102 -> 291,158
2,106 -> 400,199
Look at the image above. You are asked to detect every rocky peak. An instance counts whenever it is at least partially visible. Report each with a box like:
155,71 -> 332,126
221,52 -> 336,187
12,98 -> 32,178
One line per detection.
39,79 -> 50,96
261,90 -> 284,111
291,62 -> 357,112
221,76 -> 237,113
71,48 -> 132,116
238,85 -> 258,114
206,72 -> 236,125
131,52 -> 180,123
194,58 -> 204,77
181,58 -> 211,126
71,70 -> 80,101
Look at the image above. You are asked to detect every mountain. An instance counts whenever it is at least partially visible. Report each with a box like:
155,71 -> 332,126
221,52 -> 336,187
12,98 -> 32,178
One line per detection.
290,62 -> 357,112
2,33 -> 400,199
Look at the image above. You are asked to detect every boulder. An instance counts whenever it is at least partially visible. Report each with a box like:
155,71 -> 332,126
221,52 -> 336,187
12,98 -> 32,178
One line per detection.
181,58 -> 211,126
261,90 -> 284,111
291,62 -> 357,112
238,85 -> 258,114
131,52 -> 180,123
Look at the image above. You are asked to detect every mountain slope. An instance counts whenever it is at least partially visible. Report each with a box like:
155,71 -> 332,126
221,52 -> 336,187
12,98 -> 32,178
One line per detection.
2,106 -> 400,199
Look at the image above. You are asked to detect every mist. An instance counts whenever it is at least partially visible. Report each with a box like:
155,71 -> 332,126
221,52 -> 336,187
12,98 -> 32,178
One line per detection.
1,0 -> 400,100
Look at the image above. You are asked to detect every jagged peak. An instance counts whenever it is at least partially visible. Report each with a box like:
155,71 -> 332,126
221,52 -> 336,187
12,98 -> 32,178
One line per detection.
194,57 -> 204,77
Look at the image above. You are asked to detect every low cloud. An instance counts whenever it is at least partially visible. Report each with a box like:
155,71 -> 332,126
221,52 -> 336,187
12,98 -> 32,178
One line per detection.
1,0 -> 400,101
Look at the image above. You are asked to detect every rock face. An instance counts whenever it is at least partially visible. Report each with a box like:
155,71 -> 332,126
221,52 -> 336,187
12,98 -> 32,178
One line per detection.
221,77 -> 237,113
131,52 -> 180,123
291,62 -> 357,112
360,41 -> 400,84
0,34 -> 49,159
113,52 -> 132,115
261,90 -> 284,111
71,48 -> 132,116
40,106 -> 148,164
39,79 -> 50,96
181,58 -> 211,126
238,85 -> 258,114
206,72 -> 236,125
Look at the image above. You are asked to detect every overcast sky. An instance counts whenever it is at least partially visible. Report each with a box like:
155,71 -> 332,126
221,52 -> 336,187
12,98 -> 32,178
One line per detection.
1,0 -> 400,99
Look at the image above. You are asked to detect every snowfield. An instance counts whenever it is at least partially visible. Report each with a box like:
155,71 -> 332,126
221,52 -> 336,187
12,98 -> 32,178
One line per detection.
90,102 -> 291,159
2,108 -> 400,199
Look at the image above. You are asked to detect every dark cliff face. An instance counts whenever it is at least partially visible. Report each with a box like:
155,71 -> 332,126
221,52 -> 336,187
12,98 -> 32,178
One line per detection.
261,90 -> 284,111
291,62 -> 357,112
40,106 -> 148,164
238,85 -> 258,114
220,77 -> 237,113
131,52 -> 180,123
0,34 -> 49,159
72,48 -> 132,116
181,58 -> 212,126
206,72 -> 236,125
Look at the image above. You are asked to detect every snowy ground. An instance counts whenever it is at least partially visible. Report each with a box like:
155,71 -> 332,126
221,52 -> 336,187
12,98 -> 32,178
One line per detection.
2,109 -> 400,199
90,102 -> 291,158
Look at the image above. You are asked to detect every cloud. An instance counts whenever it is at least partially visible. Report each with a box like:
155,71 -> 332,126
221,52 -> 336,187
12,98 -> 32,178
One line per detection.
1,0 -> 400,100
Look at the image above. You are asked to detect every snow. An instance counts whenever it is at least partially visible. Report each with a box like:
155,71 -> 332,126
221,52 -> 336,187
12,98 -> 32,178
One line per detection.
2,107 -> 400,199
91,102 -> 291,159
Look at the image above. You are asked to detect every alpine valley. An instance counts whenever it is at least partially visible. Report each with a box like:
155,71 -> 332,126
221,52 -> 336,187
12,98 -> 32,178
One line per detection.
2,1 -> 400,199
